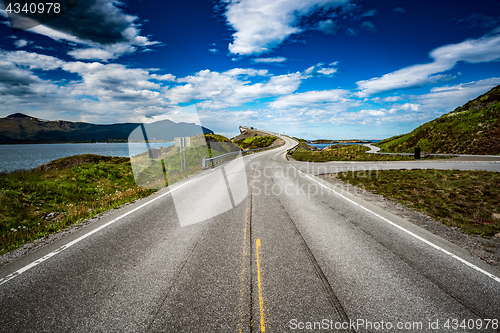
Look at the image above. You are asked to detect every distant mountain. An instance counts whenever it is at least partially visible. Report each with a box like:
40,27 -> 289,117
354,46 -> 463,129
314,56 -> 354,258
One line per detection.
0,113 -> 213,144
377,85 -> 500,155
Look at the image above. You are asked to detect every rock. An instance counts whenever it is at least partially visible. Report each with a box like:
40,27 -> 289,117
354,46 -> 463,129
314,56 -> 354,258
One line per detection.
495,233 -> 500,239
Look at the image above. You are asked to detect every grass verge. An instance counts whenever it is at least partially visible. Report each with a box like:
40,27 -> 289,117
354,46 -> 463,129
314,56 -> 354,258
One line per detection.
234,136 -> 277,150
337,169 -> 500,237
291,144 -> 419,162
0,154 -> 156,254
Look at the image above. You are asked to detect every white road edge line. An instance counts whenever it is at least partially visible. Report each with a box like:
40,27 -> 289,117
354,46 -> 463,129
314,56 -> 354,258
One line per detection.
291,165 -> 500,284
0,178 -> 197,287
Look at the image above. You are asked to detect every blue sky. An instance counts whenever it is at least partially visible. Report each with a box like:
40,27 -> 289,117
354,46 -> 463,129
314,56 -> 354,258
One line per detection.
0,0 -> 499,139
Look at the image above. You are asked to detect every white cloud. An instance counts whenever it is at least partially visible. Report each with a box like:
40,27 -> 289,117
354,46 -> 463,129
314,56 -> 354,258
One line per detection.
222,0 -> 349,55
361,9 -> 377,17
169,68 -> 303,109
2,50 -> 64,70
411,77 -> 500,112
361,21 -> 376,32
270,89 -> 350,109
252,57 -> 287,63
304,62 -> 338,76
357,34 -> 500,96
318,19 -> 338,34
67,44 -> 137,61
150,73 -> 177,81
337,77 -> 500,126
15,0 -> 158,60
13,39 -> 29,48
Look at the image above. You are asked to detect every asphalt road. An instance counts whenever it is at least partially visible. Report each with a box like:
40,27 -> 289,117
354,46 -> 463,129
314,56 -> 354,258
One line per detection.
1,135 -> 499,332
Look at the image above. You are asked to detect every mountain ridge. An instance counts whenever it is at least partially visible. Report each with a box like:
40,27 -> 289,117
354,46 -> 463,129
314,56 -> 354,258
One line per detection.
0,113 -> 213,144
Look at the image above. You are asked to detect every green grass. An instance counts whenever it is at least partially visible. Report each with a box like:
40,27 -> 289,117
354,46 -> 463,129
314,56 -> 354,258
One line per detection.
291,144 -> 418,162
377,85 -> 500,155
0,155 -> 156,254
337,169 -> 500,237
234,136 -> 277,150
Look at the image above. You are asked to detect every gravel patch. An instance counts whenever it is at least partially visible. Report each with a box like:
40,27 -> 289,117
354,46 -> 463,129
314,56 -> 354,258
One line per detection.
318,173 -> 500,270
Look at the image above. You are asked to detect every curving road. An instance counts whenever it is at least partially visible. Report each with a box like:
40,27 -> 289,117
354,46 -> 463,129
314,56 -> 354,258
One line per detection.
0,134 -> 499,332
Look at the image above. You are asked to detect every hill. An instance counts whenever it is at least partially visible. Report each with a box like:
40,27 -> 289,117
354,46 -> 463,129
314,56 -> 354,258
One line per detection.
232,126 -> 281,149
377,85 -> 500,155
0,113 -> 213,144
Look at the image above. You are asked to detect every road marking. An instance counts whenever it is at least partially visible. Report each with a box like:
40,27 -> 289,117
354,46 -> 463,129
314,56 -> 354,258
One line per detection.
238,206 -> 251,333
0,178 -> 197,287
291,165 -> 500,284
256,239 -> 265,332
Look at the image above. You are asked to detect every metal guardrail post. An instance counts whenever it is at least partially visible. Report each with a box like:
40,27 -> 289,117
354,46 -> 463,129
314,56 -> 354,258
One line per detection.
200,142 -> 285,169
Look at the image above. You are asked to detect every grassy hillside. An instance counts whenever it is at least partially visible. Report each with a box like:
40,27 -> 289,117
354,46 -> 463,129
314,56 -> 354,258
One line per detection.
377,85 -> 500,154
233,136 -> 277,150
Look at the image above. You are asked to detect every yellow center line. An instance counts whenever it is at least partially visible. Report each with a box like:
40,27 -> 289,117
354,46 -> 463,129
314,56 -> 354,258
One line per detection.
256,239 -> 265,332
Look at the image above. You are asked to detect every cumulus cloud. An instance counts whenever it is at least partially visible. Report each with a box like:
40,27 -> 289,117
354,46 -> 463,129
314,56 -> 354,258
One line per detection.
454,13 -> 500,31
336,77 -> 500,126
13,39 -> 29,48
393,7 -> 405,14
318,19 -> 338,34
221,0 -> 349,55
303,62 -> 338,76
9,0 -> 158,60
2,50 -> 65,70
270,89 -> 350,109
361,9 -> 377,17
361,21 -> 376,32
357,34 -> 500,96
0,49 -> 312,123
168,68 -> 303,109
252,57 -> 287,63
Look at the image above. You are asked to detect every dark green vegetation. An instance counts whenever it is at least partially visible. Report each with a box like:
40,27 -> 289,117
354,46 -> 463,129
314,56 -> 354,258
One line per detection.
0,155 -> 156,255
337,169 -> 500,237
234,136 -> 277,150
377,85 -> 500,155
291,137 -> 308,143
0,113 -> 213,144
291,143 -> 416,162
126,133 -> 239,187
310,139 -> 337,144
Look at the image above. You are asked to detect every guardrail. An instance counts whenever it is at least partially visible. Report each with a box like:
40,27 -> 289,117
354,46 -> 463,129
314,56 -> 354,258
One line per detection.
286,142 -> 300,155
201,142 -> 285,169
